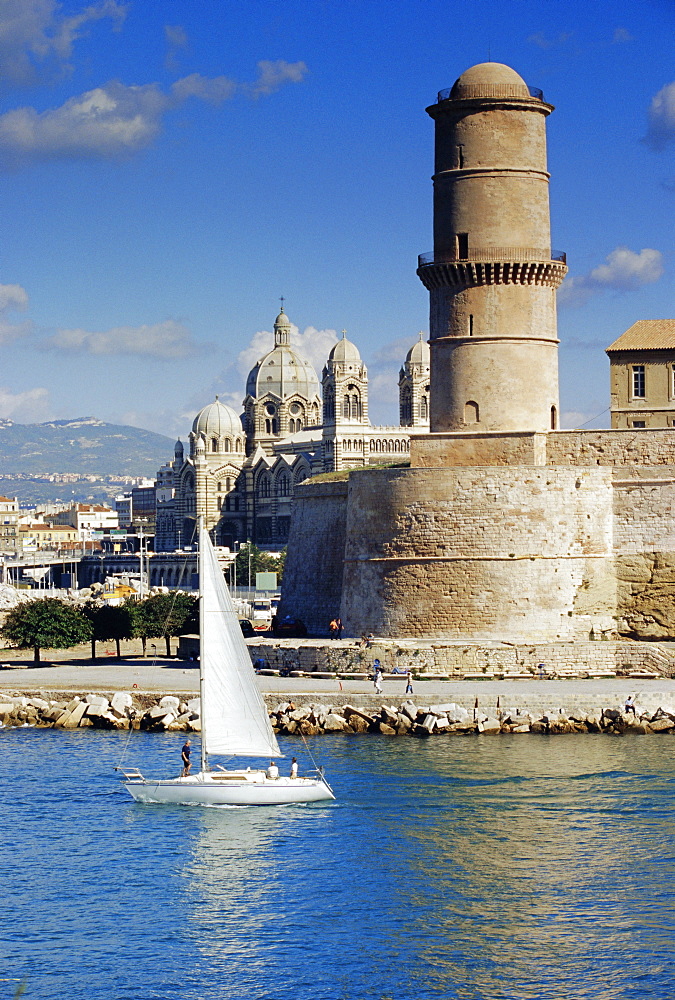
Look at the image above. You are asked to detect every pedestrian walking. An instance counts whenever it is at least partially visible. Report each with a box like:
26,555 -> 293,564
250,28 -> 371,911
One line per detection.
329,618 -> 338,639
336,617 -> 343,639
374,665 -> 383,696
405,671 -> 414,695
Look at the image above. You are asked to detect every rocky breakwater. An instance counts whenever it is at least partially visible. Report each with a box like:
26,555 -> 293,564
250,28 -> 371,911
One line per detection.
269,699 -> 675,736
0,693 -> 202,732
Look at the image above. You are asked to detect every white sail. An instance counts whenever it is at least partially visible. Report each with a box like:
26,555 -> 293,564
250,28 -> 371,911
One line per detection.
200,526 -> 281,758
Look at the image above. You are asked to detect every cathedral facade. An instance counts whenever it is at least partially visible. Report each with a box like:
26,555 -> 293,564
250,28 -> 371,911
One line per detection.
154,307 -> 429,551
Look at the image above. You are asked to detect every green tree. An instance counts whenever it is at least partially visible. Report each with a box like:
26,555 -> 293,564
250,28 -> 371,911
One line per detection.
2,598 -> 93,664
81,602 -> 135,660
130,592 -> 198,656
235,543 -> 284,587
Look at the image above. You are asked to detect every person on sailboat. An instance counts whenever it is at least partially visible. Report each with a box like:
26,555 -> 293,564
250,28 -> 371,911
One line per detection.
290,757 -> 298,779
181,740 -> 192,776
266,760 -> 279,779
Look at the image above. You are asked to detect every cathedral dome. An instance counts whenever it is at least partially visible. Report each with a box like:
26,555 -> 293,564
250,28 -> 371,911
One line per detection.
328,332 -> 361,364
406,333 -> 430,366
246,309 -> 320,401
450,62 -> 530,100
192,397 -> 242,438
274,308 -> 291,329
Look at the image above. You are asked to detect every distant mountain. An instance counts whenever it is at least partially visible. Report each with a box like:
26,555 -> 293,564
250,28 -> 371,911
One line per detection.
0,417 -> 174,476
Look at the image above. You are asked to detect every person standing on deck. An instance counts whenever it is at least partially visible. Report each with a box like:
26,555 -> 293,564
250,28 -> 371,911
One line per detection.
181,740 -> 192,776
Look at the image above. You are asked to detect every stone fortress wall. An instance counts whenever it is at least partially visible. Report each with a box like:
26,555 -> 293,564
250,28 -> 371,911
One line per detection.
282,436 -> 675,643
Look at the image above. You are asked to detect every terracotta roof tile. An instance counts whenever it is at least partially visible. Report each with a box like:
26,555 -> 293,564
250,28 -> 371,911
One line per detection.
606,320 -> 675,352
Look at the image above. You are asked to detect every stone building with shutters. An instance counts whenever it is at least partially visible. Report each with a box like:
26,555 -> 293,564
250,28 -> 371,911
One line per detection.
606,320 -> 675,429
154,307 -> 429,551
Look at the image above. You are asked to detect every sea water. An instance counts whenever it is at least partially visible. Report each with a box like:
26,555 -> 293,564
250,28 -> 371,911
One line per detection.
1,728 -> 674,1000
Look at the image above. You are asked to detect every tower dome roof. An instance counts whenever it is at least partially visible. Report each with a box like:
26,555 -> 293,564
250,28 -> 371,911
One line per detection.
450,62 -> 530,100
328,331 -> 361,364
192,397 -> 242,438
246,312 -> 320,402
406,332 -> 430,366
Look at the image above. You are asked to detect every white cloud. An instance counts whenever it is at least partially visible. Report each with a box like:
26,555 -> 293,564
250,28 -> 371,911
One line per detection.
170,73 -> 237,104
589,247 -> 663,289
0,0 -> 126,86
612,27 -> 633,44
247,59 -> 308,98
527,31 -> 573,50
0,282 -> 31,343
45,319 -> 198,358
558,247 -> 664,307
644,81 -> 675,151
0,385 -> 51,422
0,60 -> 308,167
164,23 -> 188,71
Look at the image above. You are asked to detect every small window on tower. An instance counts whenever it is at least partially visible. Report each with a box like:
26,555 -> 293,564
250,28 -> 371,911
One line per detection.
464,400 -> 479,424
456,233 -> 469,260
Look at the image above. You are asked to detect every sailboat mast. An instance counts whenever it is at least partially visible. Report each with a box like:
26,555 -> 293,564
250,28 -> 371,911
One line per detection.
198,516 -> 207,774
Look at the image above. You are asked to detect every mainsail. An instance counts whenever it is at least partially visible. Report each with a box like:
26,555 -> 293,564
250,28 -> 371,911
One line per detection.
200,526 -> 281,758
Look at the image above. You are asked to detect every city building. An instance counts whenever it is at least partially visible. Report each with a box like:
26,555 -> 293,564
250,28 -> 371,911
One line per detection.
154,310 -> 430,551
606,320 -> 675,428
50,503 -> 118,540
0,496 -> 19,555
280,61 -> 675,650
18,522 -> 80,552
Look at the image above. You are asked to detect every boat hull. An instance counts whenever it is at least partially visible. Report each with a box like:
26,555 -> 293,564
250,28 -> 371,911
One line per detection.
124,771 -> 335,806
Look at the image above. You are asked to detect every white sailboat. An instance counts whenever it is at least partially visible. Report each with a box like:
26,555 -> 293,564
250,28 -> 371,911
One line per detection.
123,522 -> 335,806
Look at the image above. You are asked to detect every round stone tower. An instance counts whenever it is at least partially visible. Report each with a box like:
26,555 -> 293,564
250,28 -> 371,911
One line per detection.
417,62 -> 567,433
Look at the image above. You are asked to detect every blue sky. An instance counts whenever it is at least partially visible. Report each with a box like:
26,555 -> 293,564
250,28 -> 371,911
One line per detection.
0,0 -> 672,437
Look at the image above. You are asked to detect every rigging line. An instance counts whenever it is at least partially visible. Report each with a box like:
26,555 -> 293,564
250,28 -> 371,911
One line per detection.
575,406 -> 610,429
114,714 -> 136,771
300,730 -> 322,772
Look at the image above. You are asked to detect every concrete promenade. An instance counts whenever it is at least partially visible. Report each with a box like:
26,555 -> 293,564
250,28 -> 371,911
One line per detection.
2,640 -> 675,717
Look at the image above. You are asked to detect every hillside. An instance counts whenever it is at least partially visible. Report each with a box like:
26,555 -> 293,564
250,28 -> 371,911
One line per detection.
0,417 -> 174,477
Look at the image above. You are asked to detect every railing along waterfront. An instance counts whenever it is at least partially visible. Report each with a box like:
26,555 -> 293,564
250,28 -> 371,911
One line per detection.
418,248 -> 566,267
437,84 -> 544,102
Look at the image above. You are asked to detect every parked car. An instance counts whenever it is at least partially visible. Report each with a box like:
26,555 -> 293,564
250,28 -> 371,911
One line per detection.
272,615 -> 307,638
239,619 -> 255,637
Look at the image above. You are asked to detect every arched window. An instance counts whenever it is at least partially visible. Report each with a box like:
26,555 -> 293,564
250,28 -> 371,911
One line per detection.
211,438 -> 218,452
421,394 -> 429,420
265,418 -> 271,434
551,405 -> 557,430
323,386 -> 335,422
259,475 -> 271,498
401,387 -> 412,424
278,475 -> 291,497
464,400 -> 479,424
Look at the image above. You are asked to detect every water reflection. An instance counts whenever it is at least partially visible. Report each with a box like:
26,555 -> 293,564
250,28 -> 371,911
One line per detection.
179,735 -> 675,1000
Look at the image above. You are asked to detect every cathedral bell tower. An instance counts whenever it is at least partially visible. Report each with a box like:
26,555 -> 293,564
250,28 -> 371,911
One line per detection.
417,62 -> 567,434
